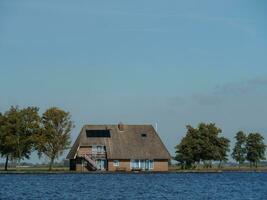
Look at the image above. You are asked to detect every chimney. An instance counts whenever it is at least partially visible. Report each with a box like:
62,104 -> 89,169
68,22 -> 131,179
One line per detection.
118,122 -> 124,132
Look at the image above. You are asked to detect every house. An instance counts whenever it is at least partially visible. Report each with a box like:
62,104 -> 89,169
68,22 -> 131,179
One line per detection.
66,123 -> 171,172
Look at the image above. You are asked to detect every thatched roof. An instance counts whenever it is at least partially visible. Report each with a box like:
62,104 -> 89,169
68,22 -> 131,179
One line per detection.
66,124 -> 171,160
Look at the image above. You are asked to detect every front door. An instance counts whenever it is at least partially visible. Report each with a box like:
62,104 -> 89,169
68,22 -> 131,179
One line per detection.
96,159 -> 106,170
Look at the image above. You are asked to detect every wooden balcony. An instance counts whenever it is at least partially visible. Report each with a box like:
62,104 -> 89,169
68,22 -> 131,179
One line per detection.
78,152 -> 107,159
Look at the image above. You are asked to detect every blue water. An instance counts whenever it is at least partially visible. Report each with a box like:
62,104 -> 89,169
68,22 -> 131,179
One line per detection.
0,173 -> 266,200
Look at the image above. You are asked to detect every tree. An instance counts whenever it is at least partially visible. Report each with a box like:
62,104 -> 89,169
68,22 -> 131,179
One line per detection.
175,125 -> 203,169
215,137 -> 230,168
232,131 -> 247,167
0,113 -> 9,170
175,123 -> 230,169
197,123 -> 229,168
246,133 -> 266,168
198,123 -> 221,167
0,106 -> 40,170
36,107 -> 74,170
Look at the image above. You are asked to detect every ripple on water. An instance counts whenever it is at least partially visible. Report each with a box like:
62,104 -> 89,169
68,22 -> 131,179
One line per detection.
0,173 -> 267,200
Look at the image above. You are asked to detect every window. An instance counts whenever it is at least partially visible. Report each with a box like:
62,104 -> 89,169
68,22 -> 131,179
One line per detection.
97,146 -> 104,153
92,145 -> 105,154
149,160 -> 154,169
131,160 -> 139,169
86,130 -> 111,138
113,160 -> 120,167
96,159 -> 107,170
130,160 -> 154,170
92,146 -> 97,154
141,133 -> 147,138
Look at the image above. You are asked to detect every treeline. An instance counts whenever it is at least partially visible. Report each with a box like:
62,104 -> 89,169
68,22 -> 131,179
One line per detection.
0,106 -> 74,171
175,123 -> 266,169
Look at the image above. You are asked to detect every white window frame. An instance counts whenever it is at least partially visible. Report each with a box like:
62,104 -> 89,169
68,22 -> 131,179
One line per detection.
92,145 -> 97,154
92,145 -> 105,154
149,160 -> 154,170
113,160 -> 120,167
97,145 -> 103,153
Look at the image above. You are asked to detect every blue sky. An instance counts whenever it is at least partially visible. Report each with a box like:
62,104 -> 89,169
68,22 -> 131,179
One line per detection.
1,0 -> 267,163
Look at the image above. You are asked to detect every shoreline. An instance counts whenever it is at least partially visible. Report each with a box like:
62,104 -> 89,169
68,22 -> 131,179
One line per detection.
1,168 -> 267,174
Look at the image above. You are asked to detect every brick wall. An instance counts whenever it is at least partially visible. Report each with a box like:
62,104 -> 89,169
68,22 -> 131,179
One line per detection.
78,147 -> 91,156
153,160 -> 169,171
74,159 -> 169,172
108,159 -> 169,172
108,159 -> 131,171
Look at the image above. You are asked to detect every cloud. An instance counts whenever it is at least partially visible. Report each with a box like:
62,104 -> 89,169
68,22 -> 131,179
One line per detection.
191,93 -> 223,106
169,76 -> 267,107
215,77 -> 267,96
214,82 -> 249,95
247,77 -> 267,86
168,96 -> 186,106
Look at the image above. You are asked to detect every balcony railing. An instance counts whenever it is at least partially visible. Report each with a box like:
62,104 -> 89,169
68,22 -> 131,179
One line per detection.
78,152 -> 107,159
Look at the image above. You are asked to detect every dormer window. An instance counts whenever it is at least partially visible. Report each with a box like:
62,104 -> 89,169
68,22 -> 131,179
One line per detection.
141,133 -> 147,138
86,130 -> 111,138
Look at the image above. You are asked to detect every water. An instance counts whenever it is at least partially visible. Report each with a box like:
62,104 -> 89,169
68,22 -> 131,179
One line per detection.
0,172 -> 266,200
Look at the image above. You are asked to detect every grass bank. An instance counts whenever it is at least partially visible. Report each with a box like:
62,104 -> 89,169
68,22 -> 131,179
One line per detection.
169,166 -> 267,173
0,167 -> 69,173
1,166 -> 267,174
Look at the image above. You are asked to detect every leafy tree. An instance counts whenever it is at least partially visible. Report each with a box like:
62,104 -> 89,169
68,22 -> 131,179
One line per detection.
0,106 -> 40,170
175,125 -> 204,169
198,123 -> 220,167
175,126 -> 197,169
36,107 -> 74,170
175,138 -> 193,169
232,131 -> 247,167
246,133 -> 266,168
175,123 -> 230,169
0,113 -> 10,170
215,137 -> 230,168
197,123 -> 229,168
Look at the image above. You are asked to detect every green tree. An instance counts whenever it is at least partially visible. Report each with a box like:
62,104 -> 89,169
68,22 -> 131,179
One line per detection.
175,123 -> 230,169
215,137 -> 230,168
232,131 -> 247,167
198,123 -> 220,167
175,125 -> 203,169
175,137 -> 193,169
246,133 -> 266,168
198,123 -> 229,168
36,107 -> 74,170
0,106 -> 40,170
0,113 -> 10,170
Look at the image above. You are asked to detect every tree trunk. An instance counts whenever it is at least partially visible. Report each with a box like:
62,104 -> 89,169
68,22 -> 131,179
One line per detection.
4,155 -> 9,171
203,161 -> 208,168
49,157 -> 55,171
196,161 -> 200,170
219,161 -> 222,168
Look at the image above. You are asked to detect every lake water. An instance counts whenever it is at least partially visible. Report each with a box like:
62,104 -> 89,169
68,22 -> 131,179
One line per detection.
0,172 -> 266,200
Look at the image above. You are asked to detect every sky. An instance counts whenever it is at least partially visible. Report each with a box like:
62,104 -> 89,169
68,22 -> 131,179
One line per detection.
1,0 -> 267,163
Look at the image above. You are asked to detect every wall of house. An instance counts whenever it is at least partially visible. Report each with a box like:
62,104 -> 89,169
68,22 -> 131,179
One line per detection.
78,147 -> 91,156
153,160 -> 169,171
70,158 -> 169,172
75,158 -> 92,172
108,159 -> 131,171
107,159 -> 169,172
